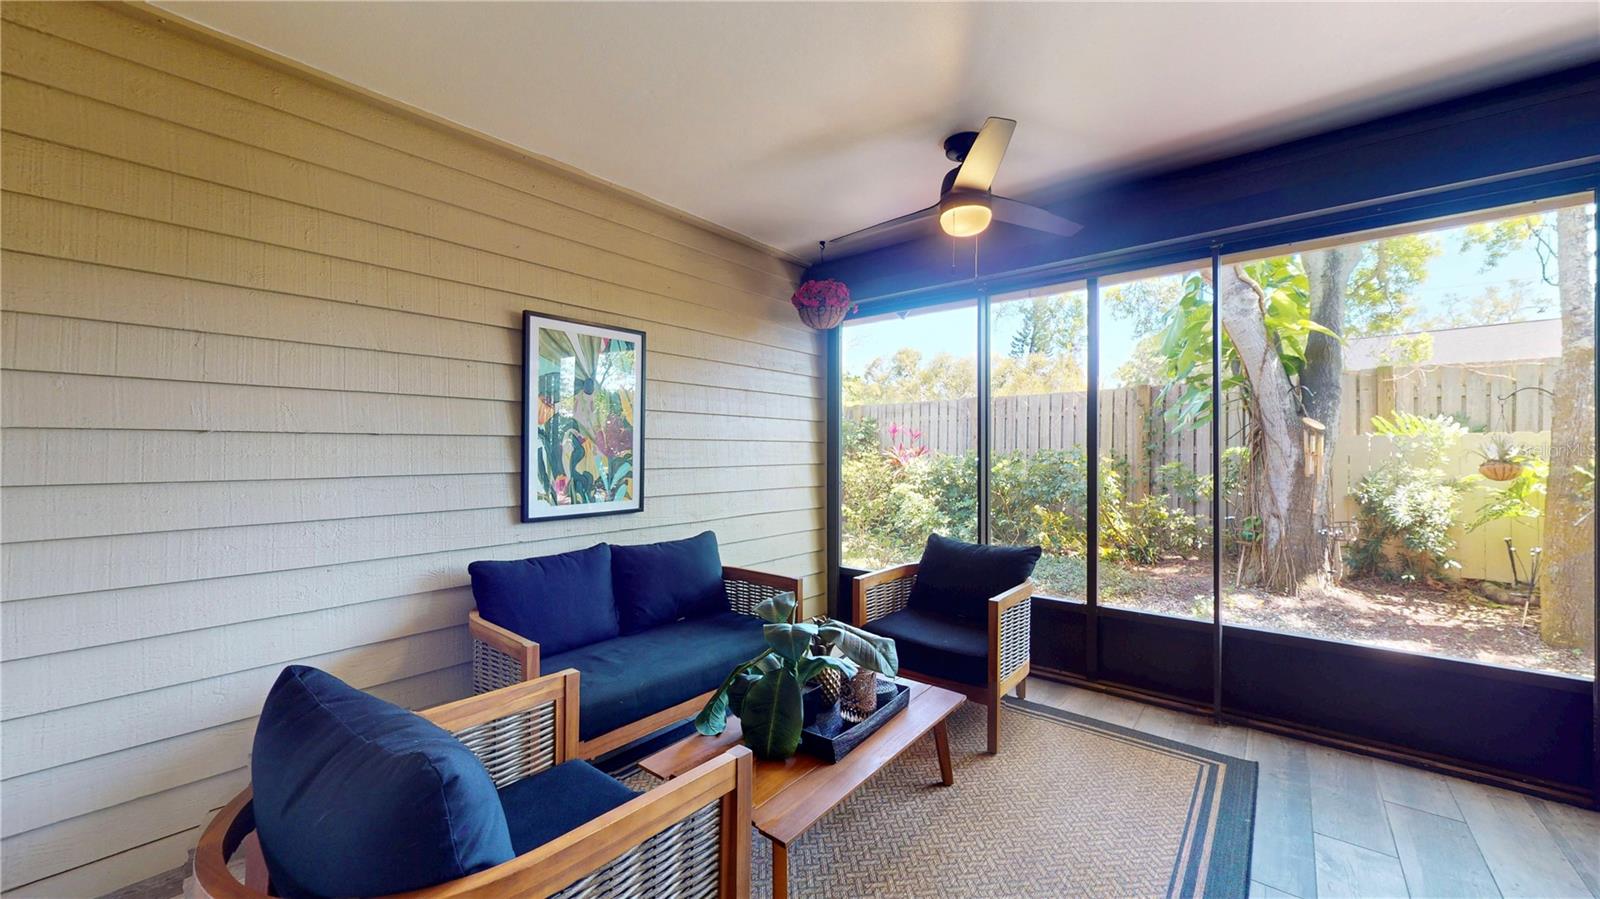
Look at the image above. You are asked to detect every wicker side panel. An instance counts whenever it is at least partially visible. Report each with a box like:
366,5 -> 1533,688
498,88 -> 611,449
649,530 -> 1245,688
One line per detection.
452,701 -> 558,788
725,576 -> 787,617
551,801 -> 723,899
863,575 -> 915,623
998,596 -> 1032,682
473,638 -> 525,695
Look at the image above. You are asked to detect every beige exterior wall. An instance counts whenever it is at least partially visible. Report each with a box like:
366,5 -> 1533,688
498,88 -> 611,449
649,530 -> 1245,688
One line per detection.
0,4 -> 820,894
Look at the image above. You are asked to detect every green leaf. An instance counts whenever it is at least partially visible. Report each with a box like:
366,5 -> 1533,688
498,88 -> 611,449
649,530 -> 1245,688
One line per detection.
739,668 -> 803,759
817,621 -> 899,677
693,649 -> 771,735
753,591 -> 797,624
798,654 -> 856,685
726,670 -> 761,718
763,621 -> 819,662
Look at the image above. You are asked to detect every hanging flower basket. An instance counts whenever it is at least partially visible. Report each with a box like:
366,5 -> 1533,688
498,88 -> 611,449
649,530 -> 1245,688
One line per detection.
1478,460 -> 1523,482
1475,434 -> 1526,482
791,279 -> 855,331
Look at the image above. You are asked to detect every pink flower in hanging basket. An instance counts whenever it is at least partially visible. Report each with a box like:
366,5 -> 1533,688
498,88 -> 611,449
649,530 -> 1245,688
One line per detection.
790,279 -> 854,311
790,279 -> 856,330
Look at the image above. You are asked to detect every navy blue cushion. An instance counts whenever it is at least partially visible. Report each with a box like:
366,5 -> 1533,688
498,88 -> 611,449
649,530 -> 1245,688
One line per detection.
251,666 -> 513,899
469,544 -> 619,655
543,611 -> 766,740
908,533 -> 1040,620
611,531 -> 728,633
865,608 -> 989,686
498,760 -> 637,854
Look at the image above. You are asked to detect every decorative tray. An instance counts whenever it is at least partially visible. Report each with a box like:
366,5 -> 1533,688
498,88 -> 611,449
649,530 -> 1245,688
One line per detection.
799,678 -> 910,763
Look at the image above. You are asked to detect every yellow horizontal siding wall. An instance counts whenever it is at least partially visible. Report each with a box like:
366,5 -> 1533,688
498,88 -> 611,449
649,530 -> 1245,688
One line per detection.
0,4 -> 819,895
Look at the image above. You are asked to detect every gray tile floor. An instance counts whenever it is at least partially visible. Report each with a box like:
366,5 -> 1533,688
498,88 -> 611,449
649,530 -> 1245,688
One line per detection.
1025,677 -> 1600,899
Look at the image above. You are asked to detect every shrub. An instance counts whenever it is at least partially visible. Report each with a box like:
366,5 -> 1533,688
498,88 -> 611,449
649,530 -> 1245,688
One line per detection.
1347,413 -> 1468,581
843,421 -> 1207,571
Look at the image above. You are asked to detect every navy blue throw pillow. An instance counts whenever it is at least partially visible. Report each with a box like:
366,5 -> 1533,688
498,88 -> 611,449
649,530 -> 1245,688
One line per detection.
251,666 -> 513,899
908,533 -> 1040,620
611,530 -> 728,632
468,544 -> 619,655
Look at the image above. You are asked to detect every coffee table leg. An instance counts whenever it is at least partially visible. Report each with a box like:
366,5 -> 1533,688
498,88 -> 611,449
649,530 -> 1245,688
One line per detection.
772,840 -> 789,898
934,719 -> 954,786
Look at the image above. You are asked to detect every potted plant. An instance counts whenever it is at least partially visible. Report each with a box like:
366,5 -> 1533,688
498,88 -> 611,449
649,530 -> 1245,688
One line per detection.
790,278 -> 856,330
1477,433 -> 1526,482
694,591 -> 898,759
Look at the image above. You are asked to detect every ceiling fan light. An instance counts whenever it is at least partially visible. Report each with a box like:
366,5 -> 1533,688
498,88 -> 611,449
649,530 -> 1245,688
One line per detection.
939,192 -> 992,237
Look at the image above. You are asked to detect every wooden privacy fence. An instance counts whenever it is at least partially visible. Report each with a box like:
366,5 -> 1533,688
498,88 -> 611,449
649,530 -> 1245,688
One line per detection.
847,359 -> 1558,515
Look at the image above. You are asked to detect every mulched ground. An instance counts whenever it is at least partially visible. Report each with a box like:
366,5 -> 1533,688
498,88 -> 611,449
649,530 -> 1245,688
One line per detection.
1089,558 -> 1594,678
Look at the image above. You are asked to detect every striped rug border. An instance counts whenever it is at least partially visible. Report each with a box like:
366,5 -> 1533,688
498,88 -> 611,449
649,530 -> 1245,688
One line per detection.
1004,697 -> 1258,899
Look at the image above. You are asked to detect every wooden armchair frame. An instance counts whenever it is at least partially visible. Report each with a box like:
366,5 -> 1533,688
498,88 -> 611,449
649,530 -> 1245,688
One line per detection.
193,670 -> 754,899
470,566 -> 802,759
853,563 -> 1032,754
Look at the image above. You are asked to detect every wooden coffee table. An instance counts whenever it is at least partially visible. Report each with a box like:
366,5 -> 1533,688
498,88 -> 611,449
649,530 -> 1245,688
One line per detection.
639,678 -> 964,898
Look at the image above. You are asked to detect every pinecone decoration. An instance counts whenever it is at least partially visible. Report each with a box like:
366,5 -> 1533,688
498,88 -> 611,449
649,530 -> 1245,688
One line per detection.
816,666 -> 844,705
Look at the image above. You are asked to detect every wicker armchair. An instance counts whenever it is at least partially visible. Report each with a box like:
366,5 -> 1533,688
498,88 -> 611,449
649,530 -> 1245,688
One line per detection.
193,670 -> 754,899
854,564 -> 1032,753
471,566 -> 802,758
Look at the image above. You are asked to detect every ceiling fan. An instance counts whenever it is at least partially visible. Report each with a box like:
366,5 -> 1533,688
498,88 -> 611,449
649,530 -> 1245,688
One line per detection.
822,117 -> 1083,258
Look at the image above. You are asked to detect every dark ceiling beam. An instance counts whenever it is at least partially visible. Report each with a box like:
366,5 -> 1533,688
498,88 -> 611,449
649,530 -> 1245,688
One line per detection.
808,60 -> 1600,303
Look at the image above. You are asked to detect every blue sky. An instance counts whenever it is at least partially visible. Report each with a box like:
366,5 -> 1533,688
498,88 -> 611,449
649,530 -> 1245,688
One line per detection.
844,208 -> 1583,387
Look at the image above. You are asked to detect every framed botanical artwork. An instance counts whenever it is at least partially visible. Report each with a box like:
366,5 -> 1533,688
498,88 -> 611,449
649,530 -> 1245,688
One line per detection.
522,311 -> 645,521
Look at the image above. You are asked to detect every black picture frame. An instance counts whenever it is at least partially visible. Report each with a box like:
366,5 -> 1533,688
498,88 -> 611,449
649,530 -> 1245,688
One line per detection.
521,310 -> 646,522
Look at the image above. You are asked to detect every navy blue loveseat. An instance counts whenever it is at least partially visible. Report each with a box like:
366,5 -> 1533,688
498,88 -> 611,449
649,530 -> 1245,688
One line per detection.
467,530 -> 802,758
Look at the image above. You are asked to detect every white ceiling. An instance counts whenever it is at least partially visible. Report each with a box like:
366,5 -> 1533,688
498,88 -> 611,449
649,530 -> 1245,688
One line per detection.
154,2 -> 1600,261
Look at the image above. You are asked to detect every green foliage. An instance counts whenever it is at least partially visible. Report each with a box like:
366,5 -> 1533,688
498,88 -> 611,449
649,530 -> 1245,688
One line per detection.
842,416 -> 881,457
1221,445 -> 1251,497
1003,293 -> 1085,360
1348,413 -> 1468,581
1370,411 -> 1469,461
1155,273 -> 1233,428
1154,259 -> 1335,430
842,434 -> 1206,575
1467,450 -> 1548,532
1459,215 -> 1558,286
1247,257 -> 1341,379
1097,465 -> 1206,565
694,591 -> 898,759
844,348 -> 976,405
1156,461 -> 1212,504
738,667 -> 803,759
1344,235 -> 1443,336
844,343 -> 1087,405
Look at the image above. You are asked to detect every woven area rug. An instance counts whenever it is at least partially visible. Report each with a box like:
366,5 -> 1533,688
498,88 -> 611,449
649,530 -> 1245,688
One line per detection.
630,698 -> 1255,898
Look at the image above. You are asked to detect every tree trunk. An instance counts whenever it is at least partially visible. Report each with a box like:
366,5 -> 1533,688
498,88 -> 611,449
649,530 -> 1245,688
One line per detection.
1218,265 -> 1324,594
1540,206 -> 1595,653
1301,248 -> 1357,577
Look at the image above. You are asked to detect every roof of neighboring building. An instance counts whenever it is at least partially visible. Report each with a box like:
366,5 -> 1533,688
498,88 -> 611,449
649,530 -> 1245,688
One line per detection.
1344,318 -> 1560,370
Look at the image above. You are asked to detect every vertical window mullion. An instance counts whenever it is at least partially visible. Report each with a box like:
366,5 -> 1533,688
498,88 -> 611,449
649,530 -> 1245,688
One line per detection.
977,290 -> 992,545
1086,276 -> 1100,680
1210,248 -> 1224,721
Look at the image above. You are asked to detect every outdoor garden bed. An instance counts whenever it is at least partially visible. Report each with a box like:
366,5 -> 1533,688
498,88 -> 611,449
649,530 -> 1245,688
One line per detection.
1076,557 -> 1594,678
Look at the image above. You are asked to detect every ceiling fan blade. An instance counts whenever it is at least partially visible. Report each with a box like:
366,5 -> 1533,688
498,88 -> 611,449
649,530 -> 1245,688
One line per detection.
822,204 -> 939,257
991,196 -> 1083,238
951,117 -> 1015,192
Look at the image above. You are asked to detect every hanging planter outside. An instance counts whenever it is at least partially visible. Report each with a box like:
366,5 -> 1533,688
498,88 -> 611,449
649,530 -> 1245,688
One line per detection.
1476,434 -> 1526,482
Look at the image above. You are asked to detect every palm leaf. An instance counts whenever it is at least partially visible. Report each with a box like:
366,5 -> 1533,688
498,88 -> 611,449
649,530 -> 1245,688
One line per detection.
753,591 -> 797,624
818,621 -> 899,676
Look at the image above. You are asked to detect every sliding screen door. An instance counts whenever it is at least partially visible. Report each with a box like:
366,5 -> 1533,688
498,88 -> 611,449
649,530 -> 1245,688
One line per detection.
840,300 -> 980,571
986,282 -> 1091,603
